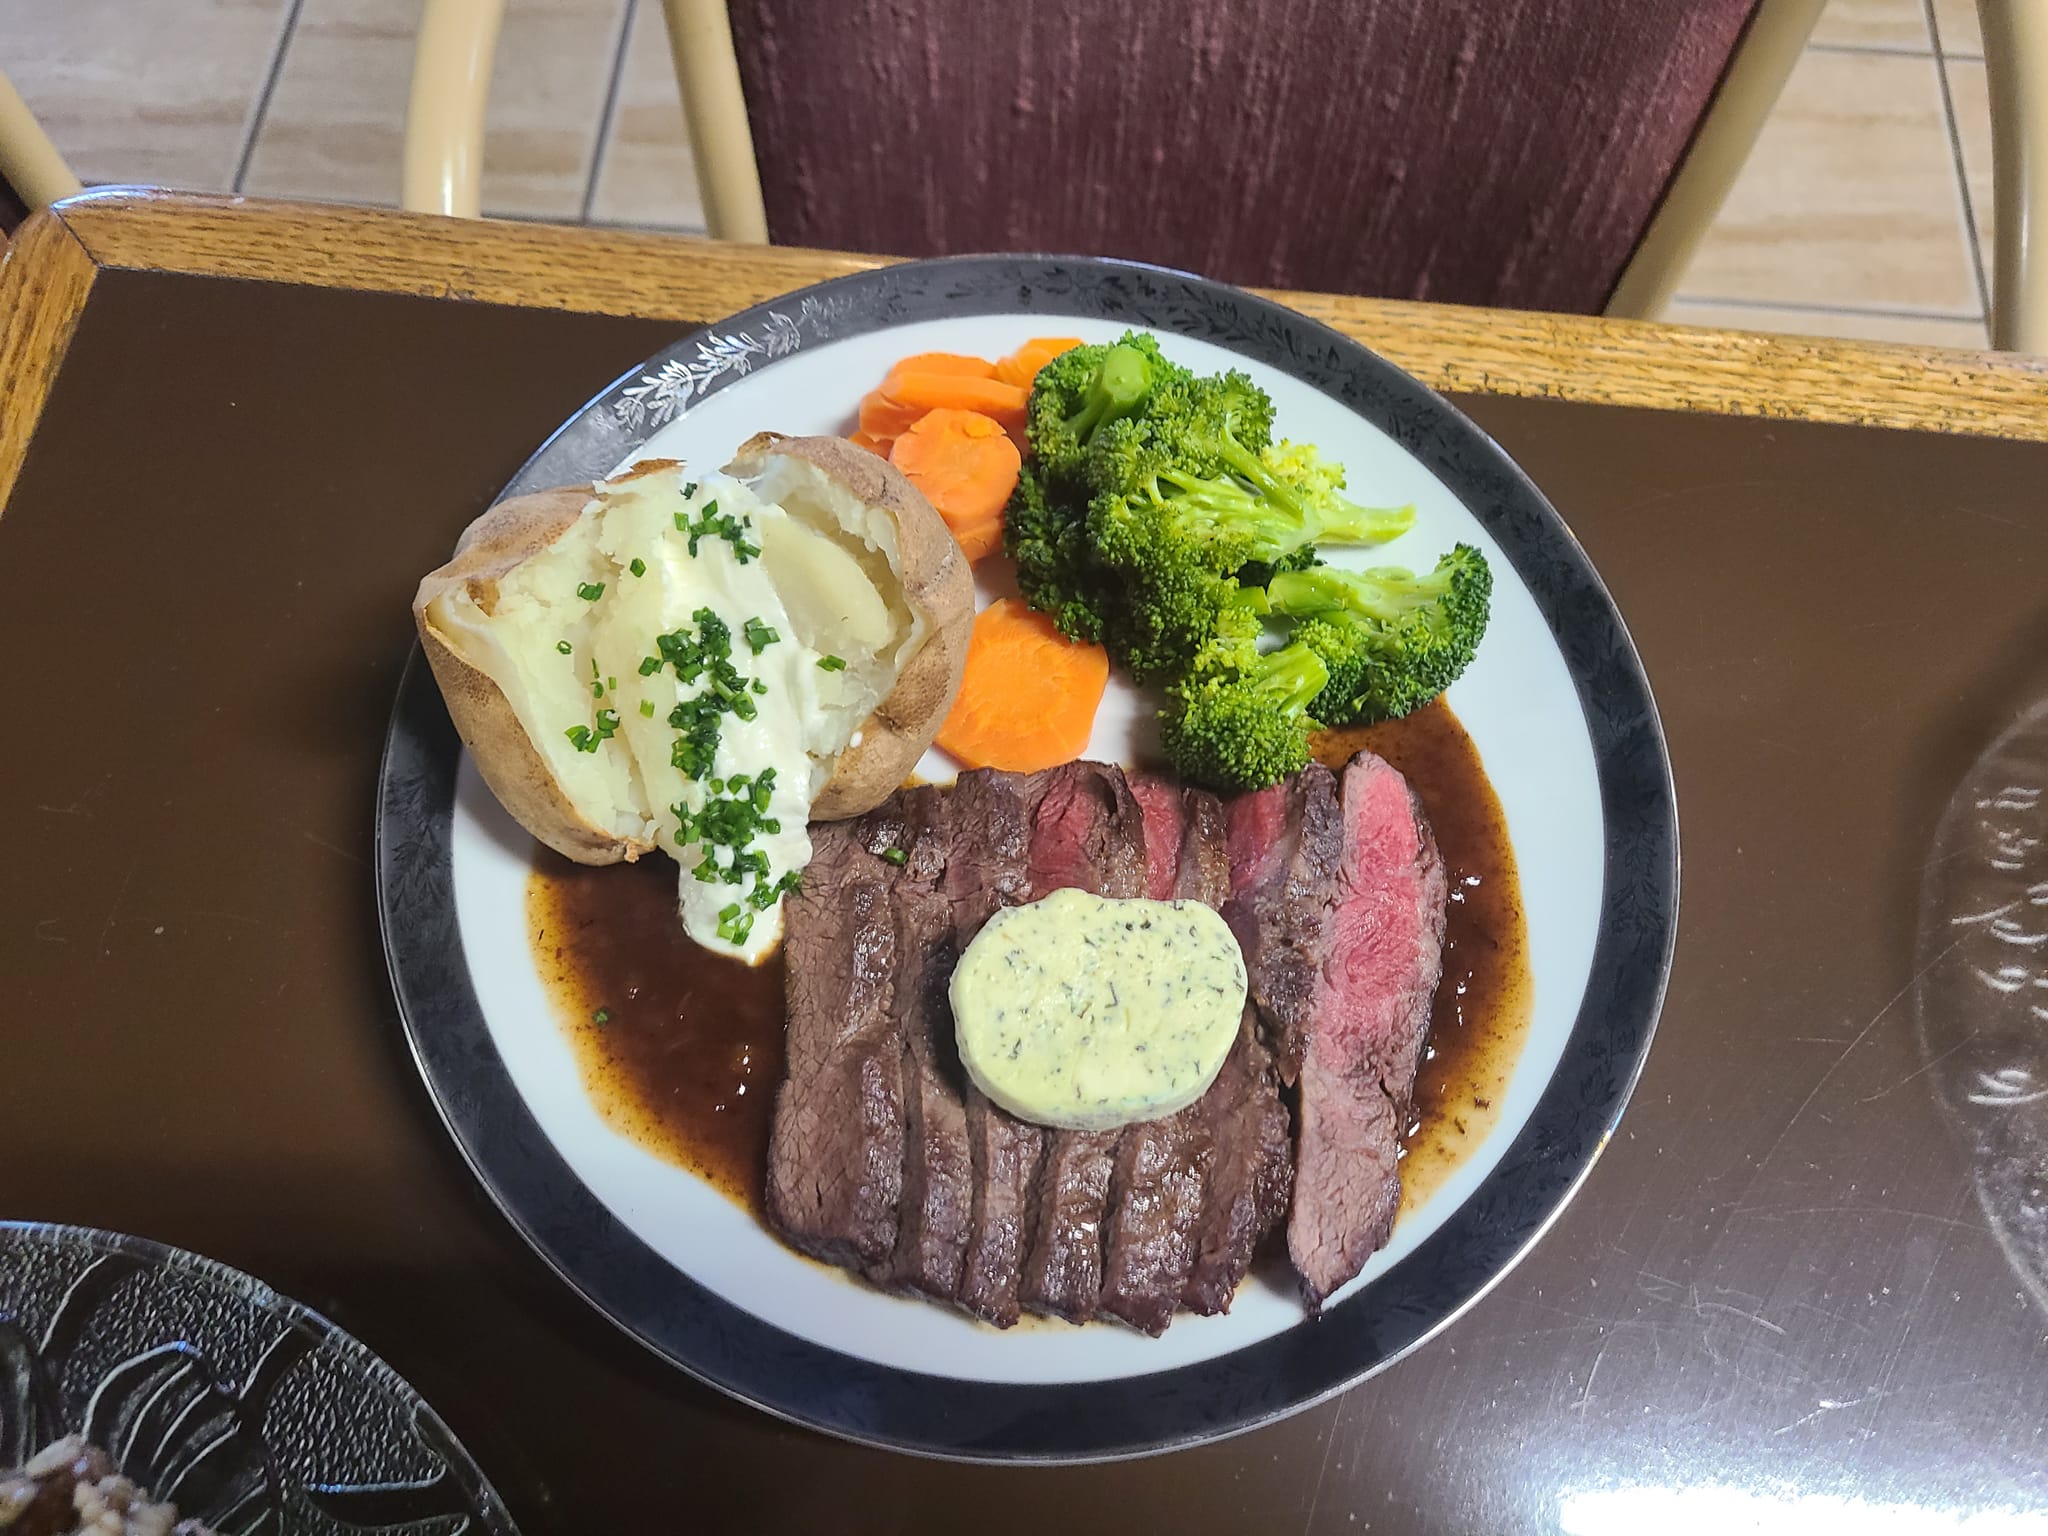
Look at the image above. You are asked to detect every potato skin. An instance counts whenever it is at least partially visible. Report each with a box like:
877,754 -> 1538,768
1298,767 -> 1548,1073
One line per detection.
725,432 -> 974,819
414,438 -> 973,856
411,485 -> 652,866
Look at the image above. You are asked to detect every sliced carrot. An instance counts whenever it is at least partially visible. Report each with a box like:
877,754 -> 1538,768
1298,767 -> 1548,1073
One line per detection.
847,428 -> 890,456
993,337 -> 1085,389
885,372 -> 1029,435
883,352 -> 996,392
947,514 -> 1006,564
858,388 -> 925,445
888,408 -> 1020,562
935,597 -> 1108,774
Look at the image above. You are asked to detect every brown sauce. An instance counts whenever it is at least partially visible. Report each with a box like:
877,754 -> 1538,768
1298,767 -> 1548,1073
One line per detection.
1312,699 -> 1533,1213
528,696 -> 1530,1222
527,863 -> 784,1207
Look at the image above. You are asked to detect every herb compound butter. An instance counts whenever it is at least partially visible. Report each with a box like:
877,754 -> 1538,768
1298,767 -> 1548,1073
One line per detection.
951,889 -> 1248,1131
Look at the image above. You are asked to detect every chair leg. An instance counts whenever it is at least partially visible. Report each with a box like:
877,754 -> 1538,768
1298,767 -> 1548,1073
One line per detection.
1980,0 -> 2048,352
1605,0 -> 1827,321
403,0 -> 506,217
0,68 -> 82,212
658,0 -> 768,243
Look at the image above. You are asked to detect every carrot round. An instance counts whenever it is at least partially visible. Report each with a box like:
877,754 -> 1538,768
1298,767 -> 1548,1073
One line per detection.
883,352 -> 996,392
889,408 -> 1020,562
935,598 -> 1109,773
946,513 -> 1006,564
885,372 -> 1029,434
994,337 -> 1084,389
858,387 -> 925,445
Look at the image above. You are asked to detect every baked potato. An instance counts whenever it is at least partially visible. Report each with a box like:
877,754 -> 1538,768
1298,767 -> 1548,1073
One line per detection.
413,434 -> 973,957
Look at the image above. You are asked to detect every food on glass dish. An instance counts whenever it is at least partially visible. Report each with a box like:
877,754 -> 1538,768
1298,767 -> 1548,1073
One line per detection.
0,1436 -> 214,1535
1000,331 -> 1493,791
761,746 -> 1441,1330
950,888 -> 1247,1132
414,432 -> 972,959
932,597 -> 1109,774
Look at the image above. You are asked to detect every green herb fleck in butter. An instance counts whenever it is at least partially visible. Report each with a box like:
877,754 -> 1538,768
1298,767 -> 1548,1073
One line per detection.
951,889 -> 1248,1132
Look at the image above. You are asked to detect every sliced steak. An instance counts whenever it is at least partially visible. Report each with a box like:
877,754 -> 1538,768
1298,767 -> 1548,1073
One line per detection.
1100,783 -> 1240,1333
1182,1011 -> 1292,1314
1026,762 -> 1149,900
1017,763 -> 1148,1321
877,787 -> 975,1298
1290,751 -> 1448,1308
947,769 -> 1047,1327
1223,765 -> 1344,1082
1128,774 -> 1184,900
765,814 -> 905,1269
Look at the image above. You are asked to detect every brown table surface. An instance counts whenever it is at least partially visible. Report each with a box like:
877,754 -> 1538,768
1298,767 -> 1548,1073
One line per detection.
5,191 -> 2048,1532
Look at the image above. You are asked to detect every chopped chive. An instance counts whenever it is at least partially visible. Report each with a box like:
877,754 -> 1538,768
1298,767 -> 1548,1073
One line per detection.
591,681 -> 604,698
882,846 -> 909,866
751,679 -> 768,695
577,581 -> 605,601
629,557 -> 647,578
592,1007 -> 610,1025
817,654 -> 847,672
638,656 -> 662,676
639,699 -> 655,717
742,616 -> 780,654
556,640 -> 572,655
608,676 -> 617,690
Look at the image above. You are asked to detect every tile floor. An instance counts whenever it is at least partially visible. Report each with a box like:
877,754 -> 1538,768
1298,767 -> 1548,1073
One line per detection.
2,0 -> 2001,348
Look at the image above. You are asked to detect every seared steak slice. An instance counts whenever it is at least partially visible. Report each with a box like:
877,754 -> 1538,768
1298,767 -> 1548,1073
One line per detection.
1026,762 -> 1149,899
947,769 -> 1047,1327
1017,762 -> 1147,1321
1223,765 -> 1344,1081
1099,783 -> 1241,1333
1128,774 -> 1184,900
1290,751 -> 1446,1307
1182,1011 -> 1292,1314
878,787 -> 976,1298
765,815 -> 904,1269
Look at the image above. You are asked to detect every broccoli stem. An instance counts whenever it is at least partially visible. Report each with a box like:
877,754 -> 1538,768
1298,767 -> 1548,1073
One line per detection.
1268,565 -> 1446,623
1153,468 -> 1318,559
1065,344 -> 1154,444
1314,500 -> 1416,545
1252,640 -> 1330,712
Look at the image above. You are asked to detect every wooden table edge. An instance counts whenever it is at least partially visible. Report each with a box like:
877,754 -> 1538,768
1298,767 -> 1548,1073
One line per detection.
6,187 -> 2048,514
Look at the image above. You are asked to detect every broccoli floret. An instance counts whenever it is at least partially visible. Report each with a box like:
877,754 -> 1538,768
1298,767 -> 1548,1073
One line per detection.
1101,561 -> 1269,685
1026,333 -> 1187,485
1258,440 -> 1416,546
1086,382 -> 1413,576
1005,464 -> 1108,642
1159,639 -> 1329,792
1267,544 -> 1493,723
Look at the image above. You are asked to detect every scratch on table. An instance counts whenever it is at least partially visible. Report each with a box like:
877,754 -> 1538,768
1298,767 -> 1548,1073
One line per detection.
1571,1336 -> 1615,1411
35,919 -> 65,944
1694,1299 -> 1787,1335
1770,1390 -> 1894,1435
303,829 -> 369,869
96,855 -> 140,961
1753,935 -> 1967,1171
190,908 -> 271,929
1299,1397 -> 1346,1536
1857,1031 -> 1975,1103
